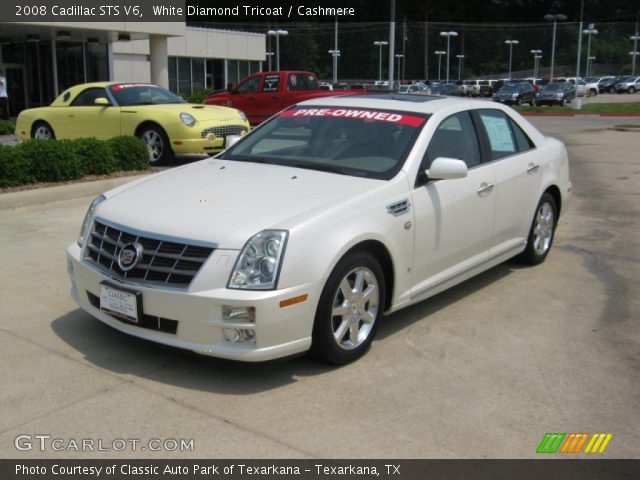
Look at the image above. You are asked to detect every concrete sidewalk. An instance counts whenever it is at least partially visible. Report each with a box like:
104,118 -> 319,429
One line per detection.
0,173 -> 149,211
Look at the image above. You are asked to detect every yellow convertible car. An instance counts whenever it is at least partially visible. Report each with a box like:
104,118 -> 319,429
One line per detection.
15,82 -> 250,164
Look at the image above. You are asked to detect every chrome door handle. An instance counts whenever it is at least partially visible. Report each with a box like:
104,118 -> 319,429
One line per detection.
477,182 -> 495,194
527,163 -> 540,174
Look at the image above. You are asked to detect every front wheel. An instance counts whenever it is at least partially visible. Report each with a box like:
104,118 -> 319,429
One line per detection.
311,251 -> 385,364
138,125 -> 172,165
518,193 -> 557,265
629,87 -> 636,94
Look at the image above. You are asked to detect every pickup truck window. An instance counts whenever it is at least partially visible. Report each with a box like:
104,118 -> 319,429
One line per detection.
237,75 -> 260,94
287,73 -> 319,91
262,74 -> 280,92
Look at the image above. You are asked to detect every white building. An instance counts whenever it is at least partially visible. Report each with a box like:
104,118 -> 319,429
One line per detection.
0,22 -> 266,114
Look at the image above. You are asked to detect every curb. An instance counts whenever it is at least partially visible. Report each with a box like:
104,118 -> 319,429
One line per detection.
0,173 -> 149,211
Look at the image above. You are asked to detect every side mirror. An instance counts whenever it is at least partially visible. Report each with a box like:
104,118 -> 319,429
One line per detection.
427,157 -> 468,180
94,97 -> 109,106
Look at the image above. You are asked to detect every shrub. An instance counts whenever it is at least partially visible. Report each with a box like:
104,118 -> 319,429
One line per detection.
106,136 -> 149,171
19,139 -> 86,182
0,119 -> 15,135
0,136 -> 149,188
71,137 -> 118,175
185,87 -> 211,104
0,145 -> 32,187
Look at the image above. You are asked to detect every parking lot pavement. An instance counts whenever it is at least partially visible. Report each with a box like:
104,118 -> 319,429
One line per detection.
581,92 -> 640,104
0,116 -> 638,459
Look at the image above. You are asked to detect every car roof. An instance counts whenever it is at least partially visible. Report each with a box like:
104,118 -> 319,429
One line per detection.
296,93 -> 495,115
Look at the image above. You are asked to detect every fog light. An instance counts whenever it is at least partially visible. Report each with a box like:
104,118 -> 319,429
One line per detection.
222,306 -> 255,323
223,327 -> 256,344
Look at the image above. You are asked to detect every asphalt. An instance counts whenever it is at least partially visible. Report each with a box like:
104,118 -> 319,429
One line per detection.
0,116 -> 638,459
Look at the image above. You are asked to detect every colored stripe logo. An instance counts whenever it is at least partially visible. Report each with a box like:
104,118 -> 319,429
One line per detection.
537,433 -> 613,454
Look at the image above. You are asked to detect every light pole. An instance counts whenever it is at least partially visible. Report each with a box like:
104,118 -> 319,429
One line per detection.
373,40 -> 388,81
265,52 -> 274,71
440,31 -> 458,83
587,56 -> 596,76
631,34 -> 640,76
456,54 -> 465,80
329,50 -> 341,84
505,40 -> 519,79
583,26 -> 598,77
267,30 -> 288,71
544,14 -> 567,81
435,51 -> 446,81
530,49 -> 542,78
395,54 -> 404,82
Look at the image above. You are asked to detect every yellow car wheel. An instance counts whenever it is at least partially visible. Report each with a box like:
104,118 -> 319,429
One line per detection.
32,121 -> 56,140
138,125 -> 172,165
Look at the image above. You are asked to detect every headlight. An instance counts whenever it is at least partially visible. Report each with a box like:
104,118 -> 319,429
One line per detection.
512,93 -> 519,98
78,194 -> 105,247
557,93 -> 564,98
238,110 -> 248,123
228,230 -> 288,290
180,112 -> 196,127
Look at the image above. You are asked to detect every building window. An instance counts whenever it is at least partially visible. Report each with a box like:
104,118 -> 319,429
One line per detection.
168,57 -> 177,93
192,58 -> 204,91
177,57 -> 191,95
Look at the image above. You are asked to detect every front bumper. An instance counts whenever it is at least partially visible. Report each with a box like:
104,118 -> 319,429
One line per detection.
67,243 -> 321,362
535,99 -> 564,106
170,136 -> 226,155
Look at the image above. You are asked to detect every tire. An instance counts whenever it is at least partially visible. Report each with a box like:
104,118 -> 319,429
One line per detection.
559,99 -> 565,107
138,124 -> 172,165
629,87 -> 636,94
32,121 -> 55,140
517,192 -> 557,265
515,98 -> 521,106
311,251 -> 385,364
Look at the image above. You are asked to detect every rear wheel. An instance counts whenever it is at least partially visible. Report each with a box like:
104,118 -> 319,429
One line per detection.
629,87 -> 636,94
311,251 -> 385,364
518,193 -> 557,265
32,121 -> 55,140
138,125 -> 172,165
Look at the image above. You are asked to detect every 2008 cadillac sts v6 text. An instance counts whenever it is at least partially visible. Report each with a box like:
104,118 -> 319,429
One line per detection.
67,94 -> 572,364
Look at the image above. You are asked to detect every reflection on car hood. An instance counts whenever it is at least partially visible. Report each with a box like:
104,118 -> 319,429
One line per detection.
97,159 -> 381,249
121,103 -> 242,122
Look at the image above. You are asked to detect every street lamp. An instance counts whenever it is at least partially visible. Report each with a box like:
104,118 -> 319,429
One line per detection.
530,50 -> 542,78
505,40 -> 519,79
395,54 -> 404,82
456,54 -> 465,80
265,52 -> 274,71
544,13 -> 567,81
583,26 -> 598,77
440,31 -> 458,83
631,34 -> 640,76
267,29 -> 288,71
435,51 -> 446,82
373,40 -> 388,81
587,56 -> 596,76
329,50 -> 341,84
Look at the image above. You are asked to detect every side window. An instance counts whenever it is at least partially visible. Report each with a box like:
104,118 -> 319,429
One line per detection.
262,74 -> 280,92
71,88 -> 107,106
423,111 -> 481,169
236,75 -> 260,94
476,109 -> 517,160
509,118 -> 535,152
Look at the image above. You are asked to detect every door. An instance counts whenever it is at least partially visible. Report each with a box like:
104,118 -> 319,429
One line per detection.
410,111 -> 496,295
61,86 -> 120,139
473,109 -> 542,254
227,74 -> 264,124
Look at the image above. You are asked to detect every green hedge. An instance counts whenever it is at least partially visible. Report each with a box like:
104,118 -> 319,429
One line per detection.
0,136 -> 149,188
0,119 -> 15,135
185,87 -> 211,104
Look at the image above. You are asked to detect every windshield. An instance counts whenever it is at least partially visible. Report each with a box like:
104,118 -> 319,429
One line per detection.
499,84 -> 520,93
110,84 -> 185,106
219,106 -> 428,180
543,83 -> 566,91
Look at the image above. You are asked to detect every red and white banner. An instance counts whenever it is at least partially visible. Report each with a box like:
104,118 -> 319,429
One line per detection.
279,108 -> 426,127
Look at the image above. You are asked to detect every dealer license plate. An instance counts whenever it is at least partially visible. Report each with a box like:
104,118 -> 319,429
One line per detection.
225,134 -> 242,148
100,284 -> 139,323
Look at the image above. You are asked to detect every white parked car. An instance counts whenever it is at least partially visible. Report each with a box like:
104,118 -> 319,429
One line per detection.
67,95 -> 572,364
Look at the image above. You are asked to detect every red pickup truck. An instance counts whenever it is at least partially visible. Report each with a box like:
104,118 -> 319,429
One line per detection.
204,71 -> 365,125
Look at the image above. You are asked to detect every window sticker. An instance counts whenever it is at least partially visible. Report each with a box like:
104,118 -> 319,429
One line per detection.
480,114 -> 515,153
279,108 -> 426,127
262,75 -> 280,92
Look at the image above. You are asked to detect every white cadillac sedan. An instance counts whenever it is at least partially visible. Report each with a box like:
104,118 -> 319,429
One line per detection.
67,94 -> 572,364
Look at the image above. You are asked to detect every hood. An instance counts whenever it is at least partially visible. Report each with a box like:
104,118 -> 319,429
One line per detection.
127,103 -> 241,122
96,159 -> 381,249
